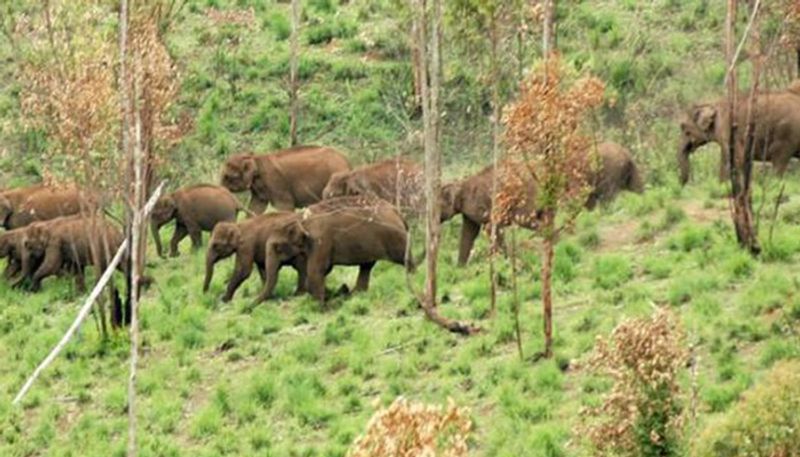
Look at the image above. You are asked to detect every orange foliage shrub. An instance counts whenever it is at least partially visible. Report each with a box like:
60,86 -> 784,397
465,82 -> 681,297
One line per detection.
348,397 -> 472,457
578,309 -> 688,457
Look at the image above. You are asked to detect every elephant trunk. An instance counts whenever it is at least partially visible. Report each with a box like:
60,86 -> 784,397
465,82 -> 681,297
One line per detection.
151,220 -> 164,258
677,139 -> 693,186
203,251 -> 216,293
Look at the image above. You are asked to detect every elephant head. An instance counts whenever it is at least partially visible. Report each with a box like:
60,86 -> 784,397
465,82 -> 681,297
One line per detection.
322,171 -> 350,200
677,104 -> 718,185
221,154 -> 258,193
266,220 -> 312,265
0,195 -> 13,228
150,194 -> 177,258
0,231 -> 15,259
203,222 -> 241,292
439,182 -> 461,222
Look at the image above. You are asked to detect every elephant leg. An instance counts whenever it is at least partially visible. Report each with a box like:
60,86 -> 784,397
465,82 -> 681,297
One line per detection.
4,259 -> 19,280
74,265 -> 87,293
770,142 -> 793,177
354,262 -> 376,292
223,256 -> 253,302
247,197 -> 268,216
185,221 -> 203,250
306,265 -> 327,305
256,263 -> 266,283
458,216 -> 481,266
293,257 -> 307,295
170,224 -> 188,257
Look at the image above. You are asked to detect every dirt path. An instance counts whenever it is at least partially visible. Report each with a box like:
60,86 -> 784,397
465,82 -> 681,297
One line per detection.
597,200 -> 729,253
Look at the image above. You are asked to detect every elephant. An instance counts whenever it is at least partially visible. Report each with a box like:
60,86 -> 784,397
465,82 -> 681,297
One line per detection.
220,145 -> 350,214
0,184 -> 46,229
151,184 -> 246,258
203,211 -> 306,302
677,81 -> 800,185
440,165 -> 540,266
255,196 -> 414,305
19,216 -> 123,292
585,142 -> 644,210
5,185 -> 95,230
322,158 -> 424,217
0,227 -> 27,281
441,142 -> 643,265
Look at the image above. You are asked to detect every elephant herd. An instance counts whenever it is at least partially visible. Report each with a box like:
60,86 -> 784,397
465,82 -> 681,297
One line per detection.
0,141 -> 643,307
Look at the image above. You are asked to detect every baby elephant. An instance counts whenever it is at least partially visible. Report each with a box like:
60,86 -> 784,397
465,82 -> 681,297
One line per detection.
256,196 -> 414,306
21,216 -> 124,292
151,184 -> 246,258
203,212 -> 306,303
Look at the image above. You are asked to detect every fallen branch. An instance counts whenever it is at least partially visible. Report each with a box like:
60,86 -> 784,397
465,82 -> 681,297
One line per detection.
13,182 -> 166,407
13,238 -> 129,405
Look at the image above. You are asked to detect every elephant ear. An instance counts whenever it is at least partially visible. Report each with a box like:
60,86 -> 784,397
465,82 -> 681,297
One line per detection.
693,105 -> 717,133
239,156 -> 257,187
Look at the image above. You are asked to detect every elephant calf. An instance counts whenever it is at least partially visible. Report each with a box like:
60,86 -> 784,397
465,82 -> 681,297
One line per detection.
220,145 -> 350,214
21,216 -> 124,292
322,158 -> 424,218
151,184 -> 246,258
585,142 -> 644,209
203,212 -> 306,303
256,196 -> 414,306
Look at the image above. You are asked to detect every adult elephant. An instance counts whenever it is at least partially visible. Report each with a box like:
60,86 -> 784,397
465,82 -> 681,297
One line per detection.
0,184 -> 45,229
677,81 -> 800,185
255,196 -> 414,306
220,145 -> 350,214
5,185 -> 95,230
322,158 -> 424,218
441,142 -> 643,265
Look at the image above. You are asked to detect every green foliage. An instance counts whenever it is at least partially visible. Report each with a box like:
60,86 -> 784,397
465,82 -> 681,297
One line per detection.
593,255 -> 633,289
693,361 -> 800,457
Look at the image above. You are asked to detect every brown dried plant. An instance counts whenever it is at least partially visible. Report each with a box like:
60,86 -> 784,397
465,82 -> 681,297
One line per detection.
18,1 -> 120,192
497,55 -> 605,229
348,397 -> 472,457
578,309 -> 688,457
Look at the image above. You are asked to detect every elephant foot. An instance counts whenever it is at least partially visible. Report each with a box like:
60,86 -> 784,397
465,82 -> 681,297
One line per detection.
334,284 -> 350,297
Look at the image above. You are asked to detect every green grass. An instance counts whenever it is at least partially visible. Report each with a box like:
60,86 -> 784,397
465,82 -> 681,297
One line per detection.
2,0 -> 800,455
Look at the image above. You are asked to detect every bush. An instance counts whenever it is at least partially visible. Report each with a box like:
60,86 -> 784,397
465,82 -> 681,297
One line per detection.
579,310 -> 687,457
349,397 -> 471,456
693,360 -> 800,457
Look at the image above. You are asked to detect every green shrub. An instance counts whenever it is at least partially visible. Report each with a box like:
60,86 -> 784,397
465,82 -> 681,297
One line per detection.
265,12 -> 290,41
693,360 -> 800,457
668,225 -> 712,252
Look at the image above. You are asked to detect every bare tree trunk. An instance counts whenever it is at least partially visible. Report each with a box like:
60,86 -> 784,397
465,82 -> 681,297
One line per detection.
414,0 -> 478,336
289,0 -> 300,146
541,212 -> 555,359
726,0 -> 760,255
510,229 -> 522,360
488,11 -> 500,317
422,0 -> 440,310
411,18 -> 423,112
542,0 -> 556,56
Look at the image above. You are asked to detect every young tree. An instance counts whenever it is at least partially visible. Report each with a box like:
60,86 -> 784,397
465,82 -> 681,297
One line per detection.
289,0 -> 301,145
412,0 -> 478,335
498,57 -> 604,359
725,0 -> 760,254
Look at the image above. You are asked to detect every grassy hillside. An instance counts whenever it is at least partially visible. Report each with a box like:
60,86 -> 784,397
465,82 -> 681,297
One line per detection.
2,0 -> 800,456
